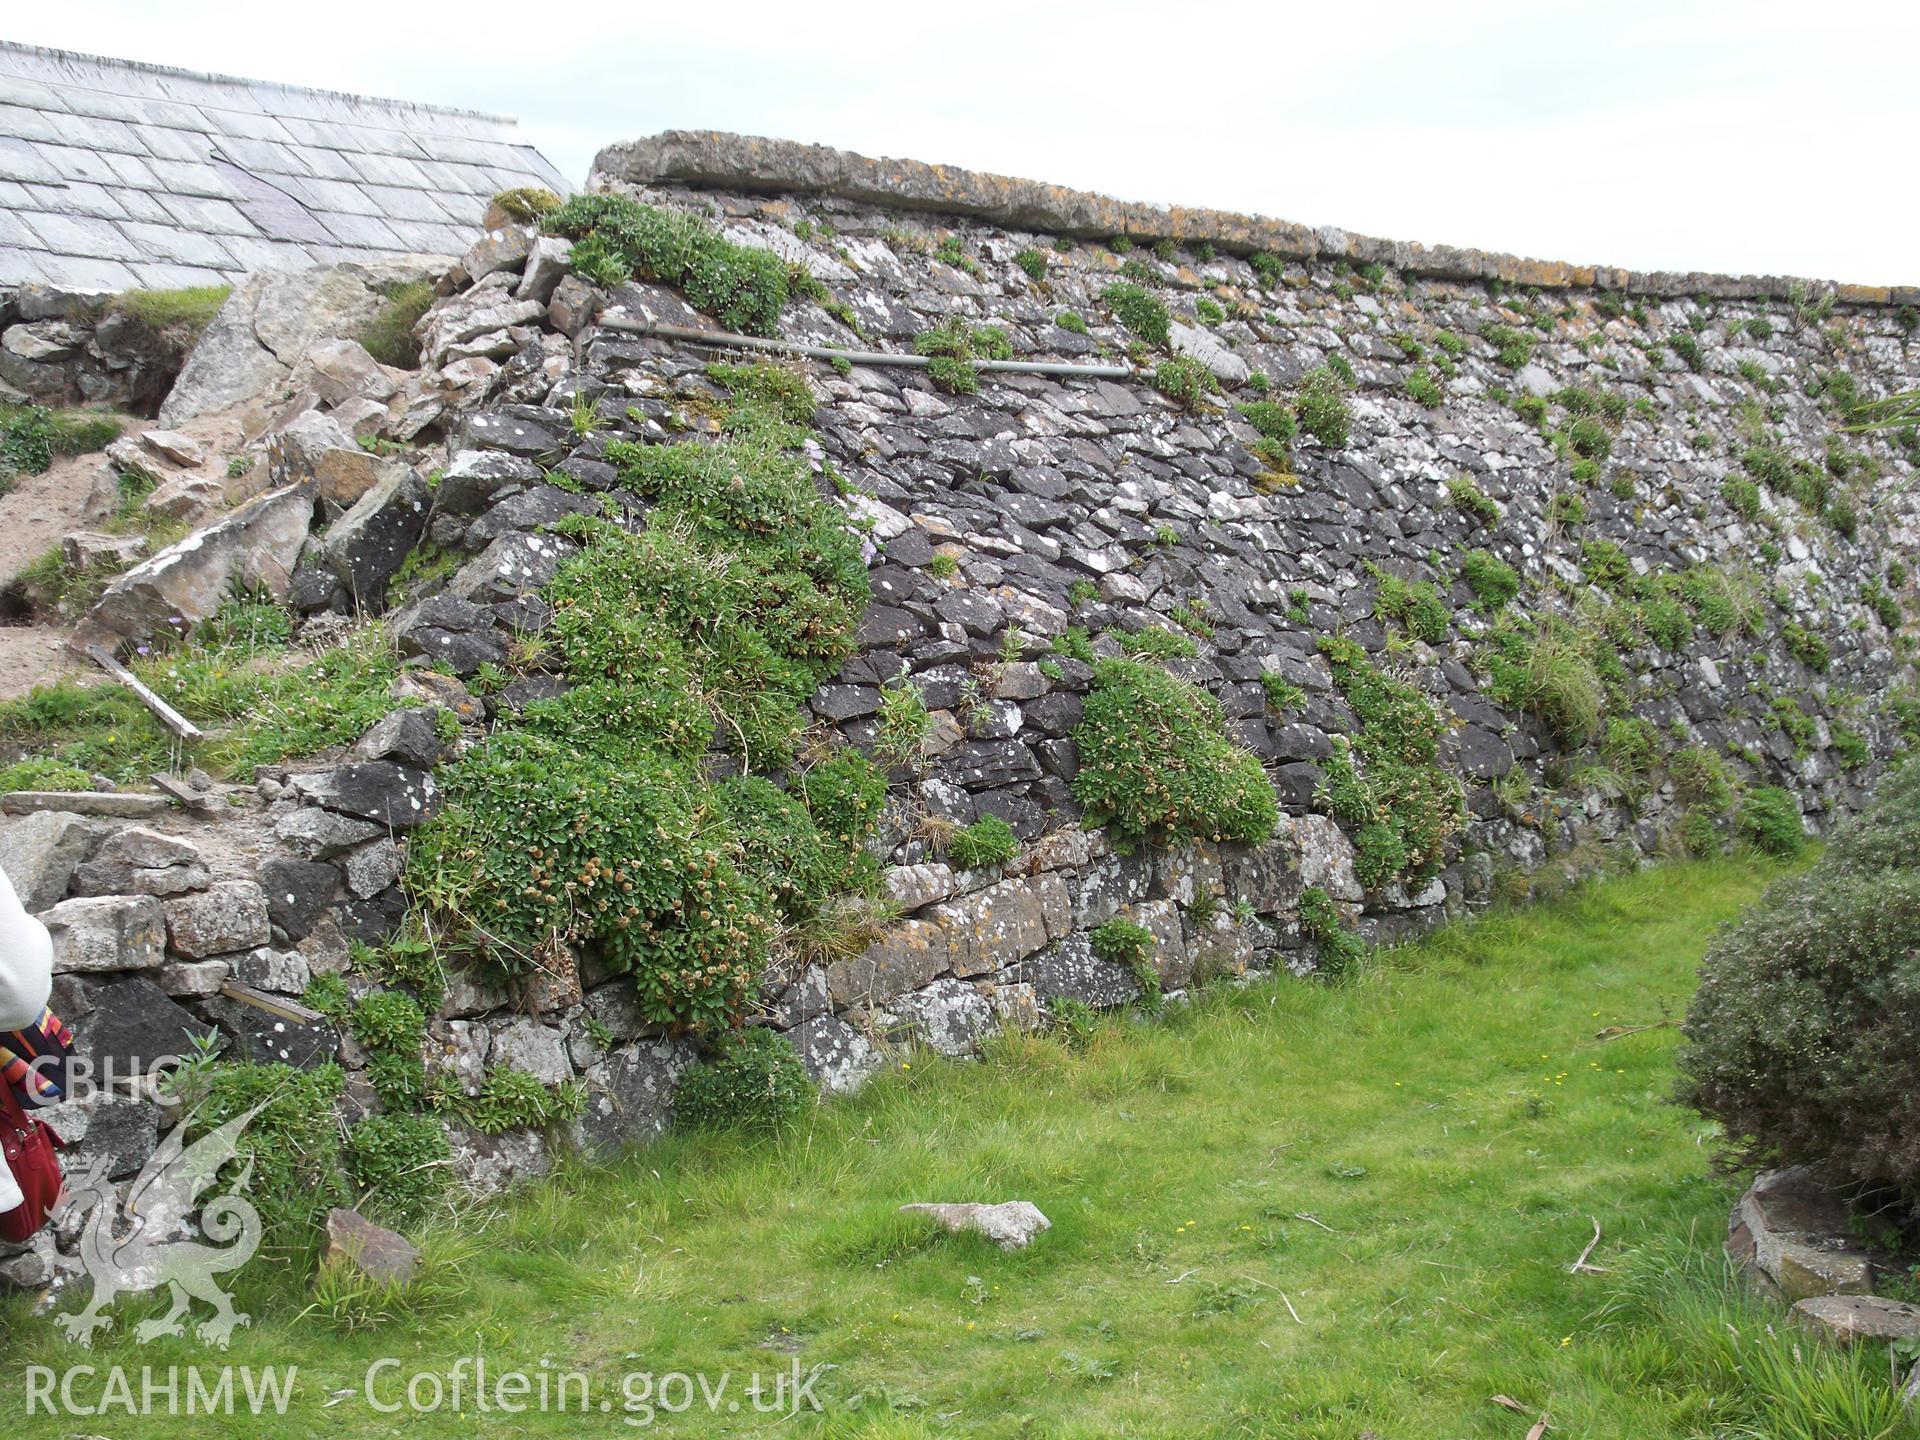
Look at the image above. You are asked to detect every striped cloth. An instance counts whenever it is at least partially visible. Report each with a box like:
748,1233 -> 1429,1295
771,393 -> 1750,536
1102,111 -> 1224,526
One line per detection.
1,1008 -> 72,1109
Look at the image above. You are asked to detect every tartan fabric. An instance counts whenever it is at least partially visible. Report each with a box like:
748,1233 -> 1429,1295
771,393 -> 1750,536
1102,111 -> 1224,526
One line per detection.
0,1008 -> 72,1109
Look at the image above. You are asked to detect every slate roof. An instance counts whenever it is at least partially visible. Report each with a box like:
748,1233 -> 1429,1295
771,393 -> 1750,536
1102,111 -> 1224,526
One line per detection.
0,42 -> 570,292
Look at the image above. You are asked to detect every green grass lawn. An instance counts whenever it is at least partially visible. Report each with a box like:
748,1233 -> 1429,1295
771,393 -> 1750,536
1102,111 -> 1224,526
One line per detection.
5,857 -> 1914,1437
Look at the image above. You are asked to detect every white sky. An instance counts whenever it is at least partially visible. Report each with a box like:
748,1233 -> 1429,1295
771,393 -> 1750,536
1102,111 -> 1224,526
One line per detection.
11,1 -> 1920,284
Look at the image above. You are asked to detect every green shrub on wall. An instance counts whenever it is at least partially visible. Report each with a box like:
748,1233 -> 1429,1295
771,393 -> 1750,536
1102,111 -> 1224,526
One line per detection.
1090,917 -> 1158,998
410,392 -> 884,1031
1316,637 -> 1464,889
1072,659 -> 1277,848
947,815 -> 1019,869
675,1028 -> 815,1133
1294,366 -> 1352,449
1101,282 -> 1171,347
1298,884 -> 1366,977
546,194 -> 789,335
1737,786 -> 1804,857
1680,768 -> 1920,1201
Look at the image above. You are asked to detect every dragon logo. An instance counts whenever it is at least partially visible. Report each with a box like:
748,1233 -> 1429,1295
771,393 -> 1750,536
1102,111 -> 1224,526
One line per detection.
53,1103 -> 267,1348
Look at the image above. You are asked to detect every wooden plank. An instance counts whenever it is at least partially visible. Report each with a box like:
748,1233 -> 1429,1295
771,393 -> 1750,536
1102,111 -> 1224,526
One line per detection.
149,771 -> 227,816
218,981 -> 325,1026
84,644 -> 204,742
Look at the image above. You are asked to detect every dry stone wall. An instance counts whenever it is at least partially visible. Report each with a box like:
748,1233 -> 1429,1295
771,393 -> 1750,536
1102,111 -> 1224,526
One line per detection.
5,135 -> 1919,1248
0,283 -> 203,414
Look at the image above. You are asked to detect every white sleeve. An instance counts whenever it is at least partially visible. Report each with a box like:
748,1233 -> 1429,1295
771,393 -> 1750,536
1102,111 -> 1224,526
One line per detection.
0,868 -> 52,1032
0,1146 -> 22,1214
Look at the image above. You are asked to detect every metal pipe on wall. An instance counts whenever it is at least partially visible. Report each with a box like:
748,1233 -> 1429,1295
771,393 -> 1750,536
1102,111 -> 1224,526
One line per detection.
593,317 -> 1136,380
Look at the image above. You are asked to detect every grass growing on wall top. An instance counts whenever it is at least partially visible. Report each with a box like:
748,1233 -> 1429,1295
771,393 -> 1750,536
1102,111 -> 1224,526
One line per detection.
103,284 -> 231,329
12,860 -> 1909,1437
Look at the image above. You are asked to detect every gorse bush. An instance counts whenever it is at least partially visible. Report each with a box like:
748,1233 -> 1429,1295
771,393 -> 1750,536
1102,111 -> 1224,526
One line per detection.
1680,767 -> 1920,1201
1072,659 -> 1277,847
674,1027 -> 814,1133
545,193 -> 789,335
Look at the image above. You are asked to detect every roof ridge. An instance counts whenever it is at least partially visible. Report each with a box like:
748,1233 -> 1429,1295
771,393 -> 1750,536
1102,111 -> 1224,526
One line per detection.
0,39 -> 521,126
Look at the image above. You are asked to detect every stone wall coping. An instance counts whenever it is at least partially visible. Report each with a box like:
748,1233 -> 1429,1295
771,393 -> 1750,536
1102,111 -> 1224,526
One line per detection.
591,130 -> 1919,308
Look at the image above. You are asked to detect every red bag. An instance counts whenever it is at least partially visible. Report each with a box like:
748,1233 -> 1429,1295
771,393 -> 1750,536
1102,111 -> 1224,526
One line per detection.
0,1079 -> 64,1243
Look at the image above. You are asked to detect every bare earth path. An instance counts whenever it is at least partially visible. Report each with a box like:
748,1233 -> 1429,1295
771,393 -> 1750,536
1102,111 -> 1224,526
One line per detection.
0,408 -> 251,700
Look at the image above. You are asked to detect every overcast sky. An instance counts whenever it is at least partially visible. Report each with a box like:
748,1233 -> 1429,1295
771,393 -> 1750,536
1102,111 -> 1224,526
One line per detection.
11,1 -> 1919,284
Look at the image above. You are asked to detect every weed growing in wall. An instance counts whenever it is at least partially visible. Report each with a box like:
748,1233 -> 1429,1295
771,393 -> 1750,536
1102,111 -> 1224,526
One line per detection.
1459,550 -> 1520,612
411,392 -> 885,1030
914,322 -> 1013,394
1101,282 -> 1171,347
1090,917 -> 1159,999
1367,567 -> 1450,645
1294,366 -> 1351,449
342,1113 -> 453,1226
675,1028 -> 815,1133
1072,659 -> 1277,847
1480,618 -> 1607,746
1154,356 -> 1218,409
1444,476 -> 1500,527
874,677 -> 933,769
1315,636 -> 1464,889
1117,625 -> 1198,661
1479,323 -> 1534,369
706,361 -> 816,424
546,194 -> 789,335
947,815 -> 1019,869
167,1057 -> 349,1244
1297,885 -> 1365,976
